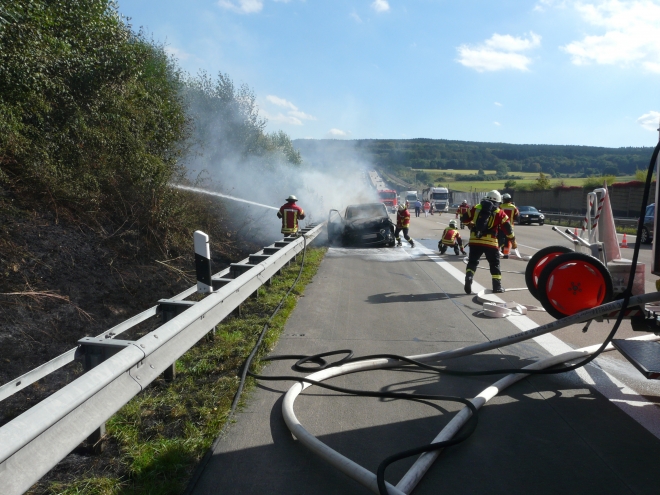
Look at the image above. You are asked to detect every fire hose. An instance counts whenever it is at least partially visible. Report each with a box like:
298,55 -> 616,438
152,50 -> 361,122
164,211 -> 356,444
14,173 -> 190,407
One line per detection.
188,142 -> 660,495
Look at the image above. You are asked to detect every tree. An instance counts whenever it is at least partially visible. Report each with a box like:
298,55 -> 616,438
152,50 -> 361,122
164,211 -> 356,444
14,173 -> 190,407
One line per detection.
603,164 -> 619,176
534,172 -> 551,190
494,162 -> 509,175
504,179 -> 517,189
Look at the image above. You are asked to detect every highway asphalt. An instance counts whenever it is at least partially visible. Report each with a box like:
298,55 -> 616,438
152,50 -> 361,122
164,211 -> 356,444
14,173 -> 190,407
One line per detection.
190,213 -> 660,495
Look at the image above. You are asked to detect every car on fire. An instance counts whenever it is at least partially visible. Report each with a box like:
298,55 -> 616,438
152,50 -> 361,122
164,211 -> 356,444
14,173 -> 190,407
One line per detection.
517,206 -> 545,225
327,202 -> 396,247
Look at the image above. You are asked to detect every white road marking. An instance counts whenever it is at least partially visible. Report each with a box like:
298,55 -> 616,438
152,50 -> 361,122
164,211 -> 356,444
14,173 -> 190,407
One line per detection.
415,243 -> 660,439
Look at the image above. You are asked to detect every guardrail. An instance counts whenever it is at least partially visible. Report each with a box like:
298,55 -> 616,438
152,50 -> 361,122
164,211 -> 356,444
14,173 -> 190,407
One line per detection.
542,213 -> 639,228
0,224 -> 323,495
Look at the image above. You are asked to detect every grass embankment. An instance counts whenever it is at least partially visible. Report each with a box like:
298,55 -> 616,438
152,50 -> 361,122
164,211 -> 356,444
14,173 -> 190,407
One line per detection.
407,169 -> 636,192
41,247 -> 327,495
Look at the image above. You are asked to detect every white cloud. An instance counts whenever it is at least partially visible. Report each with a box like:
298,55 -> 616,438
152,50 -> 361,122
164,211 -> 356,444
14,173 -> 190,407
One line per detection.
637,111 -> 660,131
494,102 -> 503,106
494,121 -> 502,126
262,110 -> 302,125
371,0 -> 390,13
350,11 -> 363,23
164,46 -> 192,61
264,95 -> 316,125
266,94 -> 297,110
457,32 -> 541,72
326,128 -> 350,138
556,0 -> 660,72
218,0 -> 264,14
486,32 -> 541,52
289,110 -> 317,121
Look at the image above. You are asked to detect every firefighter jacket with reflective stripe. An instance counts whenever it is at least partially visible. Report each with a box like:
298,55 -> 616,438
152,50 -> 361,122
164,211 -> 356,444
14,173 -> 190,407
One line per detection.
466,204 -> 513,248
441,228 -> 462,246
278,202 -> 305,234
456,204 -> 470,218
396,209 -> 411,228
500,202 -> 520,224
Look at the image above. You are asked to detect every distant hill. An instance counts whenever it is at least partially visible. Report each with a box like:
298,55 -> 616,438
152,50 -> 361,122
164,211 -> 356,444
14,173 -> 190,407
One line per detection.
294,138 -> 655,177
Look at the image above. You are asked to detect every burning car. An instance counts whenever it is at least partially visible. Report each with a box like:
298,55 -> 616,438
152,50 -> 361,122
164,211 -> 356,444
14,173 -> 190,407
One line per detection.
327,203 -> 396,247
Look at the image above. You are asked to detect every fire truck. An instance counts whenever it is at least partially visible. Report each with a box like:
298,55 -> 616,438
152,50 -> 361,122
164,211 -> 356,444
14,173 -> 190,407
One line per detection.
377,188 -> 398,212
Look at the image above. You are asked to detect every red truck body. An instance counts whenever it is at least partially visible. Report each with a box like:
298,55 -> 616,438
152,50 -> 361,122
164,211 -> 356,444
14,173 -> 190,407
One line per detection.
377,189 -> 398,212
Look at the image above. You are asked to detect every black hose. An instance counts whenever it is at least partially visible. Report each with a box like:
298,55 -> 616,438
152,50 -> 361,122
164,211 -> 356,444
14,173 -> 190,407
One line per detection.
184,232 -> 310,495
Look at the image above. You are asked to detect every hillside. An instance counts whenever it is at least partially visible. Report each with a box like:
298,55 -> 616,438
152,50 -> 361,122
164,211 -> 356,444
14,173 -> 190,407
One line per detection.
294,138 -> 654,177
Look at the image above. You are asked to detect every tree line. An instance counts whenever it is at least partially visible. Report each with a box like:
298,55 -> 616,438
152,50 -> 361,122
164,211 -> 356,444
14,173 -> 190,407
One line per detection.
294,138 -> 654,177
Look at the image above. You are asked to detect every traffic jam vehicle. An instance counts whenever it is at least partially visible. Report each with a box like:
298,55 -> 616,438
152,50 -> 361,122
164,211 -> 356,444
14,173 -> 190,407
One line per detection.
517,205 -> 545,225
376,188 -> 398,212
422,186 -> 449,213
327,202 -> 395,247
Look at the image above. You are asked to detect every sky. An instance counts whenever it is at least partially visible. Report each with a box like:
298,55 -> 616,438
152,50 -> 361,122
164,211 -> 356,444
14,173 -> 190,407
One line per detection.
117,0 -> 660,148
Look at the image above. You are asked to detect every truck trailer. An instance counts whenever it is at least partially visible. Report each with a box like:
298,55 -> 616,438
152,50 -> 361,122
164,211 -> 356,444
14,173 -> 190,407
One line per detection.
423,186 -> 449,213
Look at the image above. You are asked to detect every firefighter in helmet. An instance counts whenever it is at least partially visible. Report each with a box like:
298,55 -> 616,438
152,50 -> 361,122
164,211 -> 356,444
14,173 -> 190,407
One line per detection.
277,195 -> 305,236
462,190 -> 516,294
439,220 -> 466,256
395,203 -> 415,247
498,193 -> 519,252
456,200 -> 470,229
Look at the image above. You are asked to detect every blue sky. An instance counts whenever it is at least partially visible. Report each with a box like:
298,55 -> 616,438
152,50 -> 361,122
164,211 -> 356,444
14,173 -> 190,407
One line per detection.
118,0 -> 660,147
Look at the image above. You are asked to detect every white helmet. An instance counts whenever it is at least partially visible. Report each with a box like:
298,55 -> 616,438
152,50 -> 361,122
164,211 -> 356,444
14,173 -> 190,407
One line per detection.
398,203 -> 407,211
485,190 -> 502,204
502,193 -> 511,202
461,200 -> 467,205
286,195 -> 298,202
449,220 -> 457,228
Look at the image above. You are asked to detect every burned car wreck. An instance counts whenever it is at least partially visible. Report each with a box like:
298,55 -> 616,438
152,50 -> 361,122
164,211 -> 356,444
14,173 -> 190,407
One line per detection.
328,202 -> 396,247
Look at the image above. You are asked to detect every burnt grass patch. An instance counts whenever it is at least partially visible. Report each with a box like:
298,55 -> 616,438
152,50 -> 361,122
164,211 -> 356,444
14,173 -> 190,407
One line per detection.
0,172 -> 325,494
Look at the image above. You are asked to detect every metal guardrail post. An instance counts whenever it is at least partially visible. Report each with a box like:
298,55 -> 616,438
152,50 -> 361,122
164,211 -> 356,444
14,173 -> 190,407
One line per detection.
75,337 -> 135,453
158,300 -> 197,382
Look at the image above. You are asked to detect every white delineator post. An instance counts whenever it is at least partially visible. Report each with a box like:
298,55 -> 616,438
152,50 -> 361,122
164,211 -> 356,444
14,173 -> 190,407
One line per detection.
194,231 -> 213,293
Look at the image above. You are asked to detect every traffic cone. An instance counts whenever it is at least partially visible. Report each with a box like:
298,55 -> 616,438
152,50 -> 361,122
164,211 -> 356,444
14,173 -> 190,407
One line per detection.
599,188 -> 622,261
574,227 -> 578,237
620,233 -> 628,248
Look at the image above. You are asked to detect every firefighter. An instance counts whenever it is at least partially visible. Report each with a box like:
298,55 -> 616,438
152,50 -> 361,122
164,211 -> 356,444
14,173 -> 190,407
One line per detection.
498,193 -> 520,252
438,220 -> 466,256
456,200 -> 470,229
395,203 -> 415,247
277,195 -> 305,236
462,190 -> 516,294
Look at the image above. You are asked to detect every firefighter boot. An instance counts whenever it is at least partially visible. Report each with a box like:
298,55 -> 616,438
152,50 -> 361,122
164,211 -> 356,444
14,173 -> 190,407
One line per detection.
454,246 -> 460,255
464,273 -> 473,294
396,237 -> 402,247
492,278 -> 504,293
439,245 -> 447,254
409,239 -> 415,248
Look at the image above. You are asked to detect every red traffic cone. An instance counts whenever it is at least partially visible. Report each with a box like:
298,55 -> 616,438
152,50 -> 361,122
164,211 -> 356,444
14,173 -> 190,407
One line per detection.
574,227 -> 578,237
620,233 -> 628,248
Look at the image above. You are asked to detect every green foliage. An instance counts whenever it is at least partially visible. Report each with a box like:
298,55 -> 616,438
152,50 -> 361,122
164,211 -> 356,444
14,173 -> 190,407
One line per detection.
0,0 -> 193,255
635,169 -> 656,182
504,179 -> 517,188
583,175 -> 615,188
534,172 -> 551,190
183,72 -> 301,169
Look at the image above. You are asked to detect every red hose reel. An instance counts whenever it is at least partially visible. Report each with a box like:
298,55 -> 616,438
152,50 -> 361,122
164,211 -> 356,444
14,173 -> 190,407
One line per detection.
525,246 -> 614,319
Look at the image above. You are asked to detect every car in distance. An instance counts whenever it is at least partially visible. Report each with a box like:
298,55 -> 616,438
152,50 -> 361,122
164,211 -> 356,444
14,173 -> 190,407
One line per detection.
328,203 -> 395,247
641,203 -> 655,243
517,206 -> 545,225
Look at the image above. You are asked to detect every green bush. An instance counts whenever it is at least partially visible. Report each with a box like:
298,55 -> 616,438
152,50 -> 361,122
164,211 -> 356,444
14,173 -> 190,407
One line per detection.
0,0 -> 195,255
